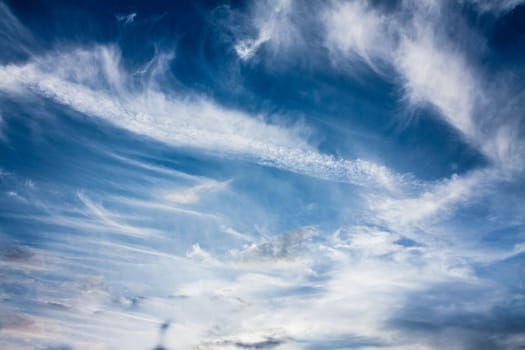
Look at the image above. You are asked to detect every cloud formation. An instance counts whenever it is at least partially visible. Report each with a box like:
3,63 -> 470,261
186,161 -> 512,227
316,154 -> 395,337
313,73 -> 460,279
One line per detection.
234,0 -> 525,173
0,44 -> 401,190
0,1 -> 524,349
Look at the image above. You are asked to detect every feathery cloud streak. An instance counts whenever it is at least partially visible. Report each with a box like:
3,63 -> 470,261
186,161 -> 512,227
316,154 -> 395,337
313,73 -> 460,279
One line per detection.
0,45 -> 400,190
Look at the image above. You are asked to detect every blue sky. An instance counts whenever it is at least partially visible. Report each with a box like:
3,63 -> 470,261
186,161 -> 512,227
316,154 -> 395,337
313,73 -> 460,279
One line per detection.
0,0 -> 524,349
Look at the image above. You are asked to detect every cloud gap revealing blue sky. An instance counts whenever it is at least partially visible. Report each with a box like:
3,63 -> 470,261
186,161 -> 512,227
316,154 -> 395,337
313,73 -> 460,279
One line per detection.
0,0 -> 524,349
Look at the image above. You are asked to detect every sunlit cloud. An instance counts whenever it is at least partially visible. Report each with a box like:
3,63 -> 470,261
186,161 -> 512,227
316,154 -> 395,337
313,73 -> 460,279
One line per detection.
0,0 -> 524,349
0,45 -> 402,190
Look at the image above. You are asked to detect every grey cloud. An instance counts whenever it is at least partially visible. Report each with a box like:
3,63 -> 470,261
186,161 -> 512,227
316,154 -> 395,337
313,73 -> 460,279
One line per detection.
234,338 -> 284,349
0,243 -> 34,262
195,337 -> 288,350
44,346 -> 74,350
300,335 -> 385,350
390,283 -> 525,350
0,313 -> 34,331
234,226 -> 316,261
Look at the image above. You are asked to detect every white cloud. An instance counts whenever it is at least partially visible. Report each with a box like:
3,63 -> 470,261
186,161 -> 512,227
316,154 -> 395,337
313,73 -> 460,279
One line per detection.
0,2 -> 35,60
166,179 -> 230,204
186,243 -> 219,265
323,1 -> 391,71
233,0 -> 298,60
321,0 -> 525,174
77,192 -> 162,238
220,226 -> 254,242
228,0 -> 525,175
0,45 -> 402,190
116,12 -> 136,25
323,1 -> 477,138
0,174 -> 515,349
170,225 -> 485,349
395,35 -> 477,138
1,2 -> 524,349
369,171 -> 484,229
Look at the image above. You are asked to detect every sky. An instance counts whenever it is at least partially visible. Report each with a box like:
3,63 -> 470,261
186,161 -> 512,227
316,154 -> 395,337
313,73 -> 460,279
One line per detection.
0,0 -> 524,349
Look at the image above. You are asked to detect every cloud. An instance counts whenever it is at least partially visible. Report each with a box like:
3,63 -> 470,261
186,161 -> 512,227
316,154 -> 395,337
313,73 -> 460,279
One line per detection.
76,192 -> 162,238
0,243 -> 34,262
464,0 -> 525,13
166,179 -> 230,204
199,337 -> 288,350
390,280 -> 525,350
116,12 -> 137,25
241,0 -> 523,174
1,1 -> 524,349
322,0 -> 479,136
0,175 -> 519,350
232,226 -> 316,263
0,44 -> 403,190
369,171 -> 485,229
157,224 -> 500,349
0,241 -> 49,272
186,243 -> 220,265
232,0 -> 298,60
232,0 -> 494,160
395,34 -> 477,138
0,114 -> 6,142
323,0 -> 392,71
0,2 -> 35,63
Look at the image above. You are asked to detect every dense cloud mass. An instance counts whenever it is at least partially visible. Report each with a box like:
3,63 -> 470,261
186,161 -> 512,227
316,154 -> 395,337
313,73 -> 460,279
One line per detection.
0,0 -> 524,349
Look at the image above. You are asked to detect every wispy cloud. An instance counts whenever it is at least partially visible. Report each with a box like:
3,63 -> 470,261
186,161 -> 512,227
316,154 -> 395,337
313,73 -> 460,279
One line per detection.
465,0 -> 525,12
323,0 -> 392,72
234,0 -> 525,175
0,44 -> 403,190
232,0 -> 298,60
166,179 -> 231,204
322,0 -> 525,174
1,1 -> 524,349
76,192 -> 162,238
116,12 -> 137,25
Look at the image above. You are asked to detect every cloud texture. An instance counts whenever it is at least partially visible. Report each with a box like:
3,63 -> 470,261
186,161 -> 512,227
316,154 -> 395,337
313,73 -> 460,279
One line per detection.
0,1 -> 524,349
